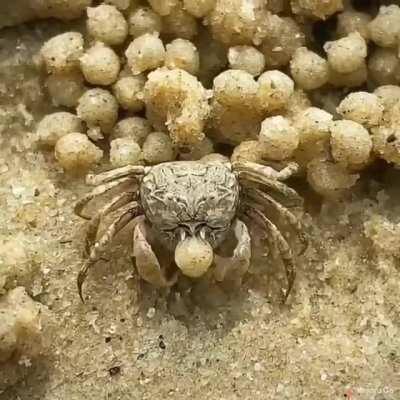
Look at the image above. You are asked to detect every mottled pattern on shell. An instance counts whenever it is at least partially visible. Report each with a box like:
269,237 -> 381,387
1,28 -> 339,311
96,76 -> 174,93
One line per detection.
140,161 -> 239,247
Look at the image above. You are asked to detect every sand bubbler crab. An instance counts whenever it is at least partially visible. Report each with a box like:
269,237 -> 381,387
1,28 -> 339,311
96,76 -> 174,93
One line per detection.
75,160 -> 308,303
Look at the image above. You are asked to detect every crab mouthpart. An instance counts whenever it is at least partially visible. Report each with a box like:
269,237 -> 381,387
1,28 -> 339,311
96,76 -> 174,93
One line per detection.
174,236 -> 214,278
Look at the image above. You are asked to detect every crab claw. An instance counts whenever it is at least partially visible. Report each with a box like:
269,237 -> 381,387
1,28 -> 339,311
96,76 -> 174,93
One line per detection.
213,219 -> 251,284
174,236 -> 214,278
133,220 -> 177,287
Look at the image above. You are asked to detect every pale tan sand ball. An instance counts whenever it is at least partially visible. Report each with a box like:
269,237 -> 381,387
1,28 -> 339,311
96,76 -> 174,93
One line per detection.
175,237 -> 214,278
77,89 -> 119,137
374,85 -> 400,111
231,140 -> 265,163
144,68 -> 210,146
112,74 -> 145,112
324,32 -> 367,74
337,92 -> 384,128
307,159 -> 359,198
368,48 -> 400,86
111,117 -> 151,145
228,46 -> 265,77
293,107 -> 333,167
0,287 -> 42,363
368,5 -> 400,48
55,132 -> 103,172
110,138 -> 142,167
183,0 -> 215,18
125,33 -> 165,75
336,10 -> 371,40
87,4 -> 128,46
179,137 -> 214,161
290,0 -> 343,20
40,32 -> 84,74
259,116 -> 299,161
0,235 -> 40,293
260,14 -> 305,68
37,112 -> 84,147
163,6 -> 198,40
328,63 -> 367,88
213,69 -> 258,105
147,0 -> 179,16
371,126 -> 400,165
290,47 -> 330,90
257,70 -> 294,112
142,131 -> 176,164
128,6 -> 162,38
80,42 -> 120,86
209,0 -> 269,46
295,107 -> 333,145
45,71 -> 85,108
211,69 -> 261,144
165,39 -> 200,76
330,120 -> 372,169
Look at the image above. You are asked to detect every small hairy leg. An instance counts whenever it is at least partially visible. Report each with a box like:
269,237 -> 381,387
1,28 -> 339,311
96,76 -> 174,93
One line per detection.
86,165 -> 147,186
232,160 -> 299,181
244,204 -> 296,302
244,187 -> 308,255
77,205 -> 141,302
85,192 -> 138,255
214,219 -> 251,285
133,219 -> 177,288
74,177 -> 135,220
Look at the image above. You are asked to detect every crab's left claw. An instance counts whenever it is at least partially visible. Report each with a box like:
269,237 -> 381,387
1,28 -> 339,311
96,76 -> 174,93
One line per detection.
133,220 -> 177,287
213,219 -> 251,284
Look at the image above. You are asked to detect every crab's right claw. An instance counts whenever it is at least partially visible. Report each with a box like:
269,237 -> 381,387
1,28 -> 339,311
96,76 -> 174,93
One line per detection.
133,221 -> 177,287
214,219 -> 251,284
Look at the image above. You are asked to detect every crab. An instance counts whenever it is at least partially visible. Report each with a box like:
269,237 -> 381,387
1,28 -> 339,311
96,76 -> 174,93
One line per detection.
75,159 -> 308,303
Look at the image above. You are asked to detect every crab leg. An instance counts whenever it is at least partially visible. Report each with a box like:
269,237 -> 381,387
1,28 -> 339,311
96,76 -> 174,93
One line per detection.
86,165 -> 148,186
236,170 -> 303,207
213,219 -> 251,284
84,192 -> 139,255
232,160 -> 299,181
244,187 -> 308,255
77,205 -> 141,302
74,177 -> 135,220
133,219 -> 177,288
243,204 -> 296,302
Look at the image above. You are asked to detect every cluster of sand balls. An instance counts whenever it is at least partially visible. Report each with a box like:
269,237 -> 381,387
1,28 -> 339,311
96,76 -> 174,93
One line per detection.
36,0 -> 400,197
